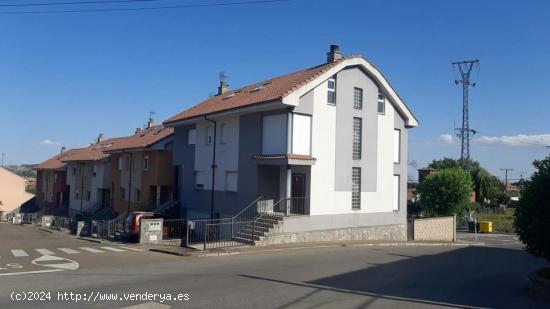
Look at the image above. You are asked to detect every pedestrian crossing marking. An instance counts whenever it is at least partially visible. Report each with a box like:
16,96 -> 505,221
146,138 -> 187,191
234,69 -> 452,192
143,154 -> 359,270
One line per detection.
35,249 -> 55,255
101,246 -> 125,252
11,250 -> 28,257
79,247 -> 104,253
58,248 -> 79,254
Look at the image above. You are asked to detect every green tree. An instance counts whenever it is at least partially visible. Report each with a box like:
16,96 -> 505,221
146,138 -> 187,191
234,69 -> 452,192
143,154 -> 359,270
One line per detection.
472,167 -> 501,203
417,168 -> 474,216
514,155 -> 550,261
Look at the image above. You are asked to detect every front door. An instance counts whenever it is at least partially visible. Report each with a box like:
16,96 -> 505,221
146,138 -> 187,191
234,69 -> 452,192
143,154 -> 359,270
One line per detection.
291,173 -> 306,198
291,173 -> 306,215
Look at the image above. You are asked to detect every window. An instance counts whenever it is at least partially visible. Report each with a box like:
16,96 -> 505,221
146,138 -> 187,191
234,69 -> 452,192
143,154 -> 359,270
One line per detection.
120,187 -> 126,200
73,167 -> 77,176
206,126 -> 213,145
125,157 -> 130,171
220,123 -> 228,144
393,175 -> 400,211
352,167 -> 361,210
327,76 -> 336,105
393,129 -> 401,163
136,189 -> 141,203
92,165 -> 97,177
353,118 -> 362,160
118,157 -> 123,171
187,129 -> 196,145
354,87 -> 363,109
225,171 -> 238,192
86,191 -> 91,201
377,93 -> 386,114
194,171 -> 205,189
143,156 -> 149,171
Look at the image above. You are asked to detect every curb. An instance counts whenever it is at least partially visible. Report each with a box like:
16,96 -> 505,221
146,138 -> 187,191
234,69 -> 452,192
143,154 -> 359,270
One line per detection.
147,241 -> 483,258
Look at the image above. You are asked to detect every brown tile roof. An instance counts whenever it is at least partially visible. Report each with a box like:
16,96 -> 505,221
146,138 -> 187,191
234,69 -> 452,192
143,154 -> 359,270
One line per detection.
59,125 -> 173,162
104,125 -> 174,152
164,57 -> 353,124
36,152 -> 69,170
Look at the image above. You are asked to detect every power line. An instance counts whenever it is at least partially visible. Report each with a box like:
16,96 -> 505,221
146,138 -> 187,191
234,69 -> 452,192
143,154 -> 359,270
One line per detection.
0,0 -> 290,14
0,0 -> 191,7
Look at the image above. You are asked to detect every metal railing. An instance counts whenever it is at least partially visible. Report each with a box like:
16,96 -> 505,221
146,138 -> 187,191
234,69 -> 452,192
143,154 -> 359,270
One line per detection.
21,213 -> 39,224
163,219 -> 186,240
90,212 -> 127,239
53,216 -> 76,232
185,197 -> 309,250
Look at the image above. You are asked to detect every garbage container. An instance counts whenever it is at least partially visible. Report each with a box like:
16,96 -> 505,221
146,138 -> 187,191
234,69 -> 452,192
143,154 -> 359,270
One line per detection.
479,221 -> 493,233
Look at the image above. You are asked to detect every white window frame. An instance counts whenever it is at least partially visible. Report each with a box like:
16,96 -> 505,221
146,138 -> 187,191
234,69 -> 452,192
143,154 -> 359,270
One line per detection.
187,129 -> 196,145
393,175 -> 400,211
194,171 -> 205,190
205,126 -> 213,145
393,129 -> 401,163
377,93 -> 386,115
327,76 -> 336,105
143,156 -> 149,171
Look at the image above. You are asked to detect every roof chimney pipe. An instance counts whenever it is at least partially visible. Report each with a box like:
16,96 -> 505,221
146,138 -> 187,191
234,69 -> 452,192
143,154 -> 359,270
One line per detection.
60,146 -> 66,154
327,44 -> 343,63
147,117 -> 155,129
97,133 -> 104,143
217,71 -> 229,95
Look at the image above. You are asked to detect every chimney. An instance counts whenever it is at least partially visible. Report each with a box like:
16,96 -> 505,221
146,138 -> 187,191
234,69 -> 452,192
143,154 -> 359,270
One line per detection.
217,71 -> 229,95
327,44 -> 343,63
147,117 -> 155,129
97,133 -> 104,143
60,146 -> 66,154
135,127 -> 141,134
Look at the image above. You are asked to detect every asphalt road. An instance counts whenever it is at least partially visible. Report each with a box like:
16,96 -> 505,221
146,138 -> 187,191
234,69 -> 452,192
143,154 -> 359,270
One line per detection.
0,223 -> 547,309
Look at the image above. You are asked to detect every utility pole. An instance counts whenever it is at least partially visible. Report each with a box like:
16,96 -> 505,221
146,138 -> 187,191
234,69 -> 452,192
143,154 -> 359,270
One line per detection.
452,59 -> 479,161
500,168 -> 513,192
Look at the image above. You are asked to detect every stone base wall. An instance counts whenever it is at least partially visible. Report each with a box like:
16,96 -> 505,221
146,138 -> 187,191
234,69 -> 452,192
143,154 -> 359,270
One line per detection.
413,216 -> 456,242
256,224 -> 407,246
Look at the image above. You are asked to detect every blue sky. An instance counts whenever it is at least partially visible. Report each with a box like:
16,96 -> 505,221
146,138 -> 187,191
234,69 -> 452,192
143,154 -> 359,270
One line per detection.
1,0 -> 549,181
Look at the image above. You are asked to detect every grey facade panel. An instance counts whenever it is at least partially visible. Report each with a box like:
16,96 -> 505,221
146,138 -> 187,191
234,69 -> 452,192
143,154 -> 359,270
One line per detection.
334,67 -> 379,192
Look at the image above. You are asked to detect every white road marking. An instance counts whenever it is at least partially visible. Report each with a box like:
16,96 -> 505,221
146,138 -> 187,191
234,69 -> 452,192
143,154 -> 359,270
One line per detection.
58,248 -> 80,254
11,250 -> 29,257
36,249 -> 55,255
0,269 -> 64,277
32,255 -> 79,270
101,246 -> 125,252
120,246 -> 146,252
79,247 -> 104,253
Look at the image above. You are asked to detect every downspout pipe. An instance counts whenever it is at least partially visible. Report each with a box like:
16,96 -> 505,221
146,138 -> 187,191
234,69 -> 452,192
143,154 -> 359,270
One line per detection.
204,116 -> 217,220
126,151 -> 133,215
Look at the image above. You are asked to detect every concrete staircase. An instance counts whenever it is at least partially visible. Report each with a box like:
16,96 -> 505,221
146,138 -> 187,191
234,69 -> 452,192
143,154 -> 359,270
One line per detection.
232,214 -> 284,244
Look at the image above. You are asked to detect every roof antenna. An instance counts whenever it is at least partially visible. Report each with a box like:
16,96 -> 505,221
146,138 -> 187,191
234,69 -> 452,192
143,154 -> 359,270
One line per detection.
147,110 -> 157,128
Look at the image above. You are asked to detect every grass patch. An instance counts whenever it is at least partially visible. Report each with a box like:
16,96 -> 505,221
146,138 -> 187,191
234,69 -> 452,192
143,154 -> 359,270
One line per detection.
476,208 -> 516,234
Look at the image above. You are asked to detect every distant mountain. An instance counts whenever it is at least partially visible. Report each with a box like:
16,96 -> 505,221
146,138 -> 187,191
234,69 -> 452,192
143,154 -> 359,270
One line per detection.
3,165 -> 37,178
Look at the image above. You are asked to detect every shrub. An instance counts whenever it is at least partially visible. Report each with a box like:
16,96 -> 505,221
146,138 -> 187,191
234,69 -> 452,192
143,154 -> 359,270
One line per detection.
515,155 -> 550,261
417,168 -> 474,216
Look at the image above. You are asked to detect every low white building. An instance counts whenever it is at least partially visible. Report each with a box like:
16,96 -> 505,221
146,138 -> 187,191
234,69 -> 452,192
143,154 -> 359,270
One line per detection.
165,45 -> 418,243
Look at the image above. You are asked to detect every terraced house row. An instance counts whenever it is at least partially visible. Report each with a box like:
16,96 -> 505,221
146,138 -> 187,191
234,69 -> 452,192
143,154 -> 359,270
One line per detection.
34,45 -> 419,242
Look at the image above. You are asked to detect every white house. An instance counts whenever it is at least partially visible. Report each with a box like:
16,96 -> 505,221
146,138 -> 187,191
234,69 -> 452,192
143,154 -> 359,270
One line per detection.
165,45 -> 418,243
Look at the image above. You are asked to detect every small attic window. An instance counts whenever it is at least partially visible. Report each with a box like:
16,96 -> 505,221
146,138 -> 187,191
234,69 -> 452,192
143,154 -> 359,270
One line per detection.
262,82 -> 272,86
223,93 -> 237,100
251,86 -> 263,92
102,144 -> 112,148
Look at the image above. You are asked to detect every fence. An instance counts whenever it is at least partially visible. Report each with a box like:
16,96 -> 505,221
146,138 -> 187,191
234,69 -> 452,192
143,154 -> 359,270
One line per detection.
21,213 -> 39,224
53,216 -> 77,232
163,219 -> 186,240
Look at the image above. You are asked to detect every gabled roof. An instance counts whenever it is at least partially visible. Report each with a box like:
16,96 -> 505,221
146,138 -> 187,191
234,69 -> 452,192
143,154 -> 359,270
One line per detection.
104,125 -> 173,153
164,55 -> 419,127
164,58 -> 345,125
36,152 -> 69,170
60,139 -> 120,162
